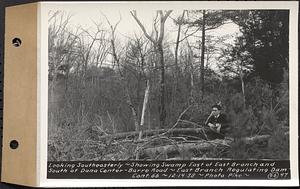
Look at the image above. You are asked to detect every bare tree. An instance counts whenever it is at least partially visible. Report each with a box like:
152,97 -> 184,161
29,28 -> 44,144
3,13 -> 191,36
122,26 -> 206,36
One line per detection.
185,10 -> 229,100
174,10 -> 186,74
200,10 -> 206,99
48,11 -> 73,90
185,39 -> 196,104
80,25 -> 108,76
102,14 -> 140,133
125,35 -> 152,137
48,11 -> 85,110
218,41 -> 253,107
130,10 -> 172,128
139,79 -> 150,139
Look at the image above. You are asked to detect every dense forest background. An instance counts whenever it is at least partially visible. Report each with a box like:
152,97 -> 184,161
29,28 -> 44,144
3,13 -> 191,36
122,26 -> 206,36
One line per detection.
48,9 -> 289,161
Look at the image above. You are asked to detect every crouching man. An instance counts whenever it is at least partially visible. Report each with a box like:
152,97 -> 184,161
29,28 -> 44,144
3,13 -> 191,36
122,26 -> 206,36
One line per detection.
205,104 -> 230,135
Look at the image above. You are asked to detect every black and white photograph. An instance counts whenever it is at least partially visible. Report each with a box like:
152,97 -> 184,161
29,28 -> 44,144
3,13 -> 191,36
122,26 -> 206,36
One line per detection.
46,2 -> 294,181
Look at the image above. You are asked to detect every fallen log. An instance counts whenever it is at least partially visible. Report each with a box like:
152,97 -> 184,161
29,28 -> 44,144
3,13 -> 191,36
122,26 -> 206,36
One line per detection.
139,141 -> 218,160
241,134 -> 271,144
97,127 -> 211,141
138,135 -> 271,160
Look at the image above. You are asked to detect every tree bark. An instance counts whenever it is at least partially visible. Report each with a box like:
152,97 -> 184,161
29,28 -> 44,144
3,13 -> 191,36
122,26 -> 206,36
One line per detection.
157,43 -> 167,128
200,10 -> 206,100
174,10 -> 186,75
189,45 -> 195,104
239,60 -> 246,108
185,40 -> 195,104
139,79 -> 151,139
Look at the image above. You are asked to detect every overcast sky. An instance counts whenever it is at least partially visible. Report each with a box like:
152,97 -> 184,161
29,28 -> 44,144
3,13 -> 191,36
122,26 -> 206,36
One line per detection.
46,2 -> 241,72
47,2 -> 240,41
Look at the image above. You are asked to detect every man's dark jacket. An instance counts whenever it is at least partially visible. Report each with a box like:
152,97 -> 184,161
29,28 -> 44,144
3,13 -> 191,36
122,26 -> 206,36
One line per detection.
206,113 -> 230,135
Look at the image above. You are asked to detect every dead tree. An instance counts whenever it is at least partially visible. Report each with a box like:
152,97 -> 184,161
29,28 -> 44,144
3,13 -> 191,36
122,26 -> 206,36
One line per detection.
48,11 -> 80,127
103,14 -> 140,132
131,10 -> 172,128
200,10 -> 206,99
174,10 -> 186,74
124,35 -> 151,138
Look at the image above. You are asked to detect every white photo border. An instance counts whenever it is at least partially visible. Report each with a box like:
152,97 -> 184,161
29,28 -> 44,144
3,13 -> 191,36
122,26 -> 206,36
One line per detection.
38,1 -> 299,187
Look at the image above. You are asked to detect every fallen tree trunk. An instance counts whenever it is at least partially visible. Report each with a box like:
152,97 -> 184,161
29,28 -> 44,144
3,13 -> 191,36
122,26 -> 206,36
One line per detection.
138,135 -> 271,160
140,141 -> 220,159
97,127 -> 210,141
241,134 -> 271,144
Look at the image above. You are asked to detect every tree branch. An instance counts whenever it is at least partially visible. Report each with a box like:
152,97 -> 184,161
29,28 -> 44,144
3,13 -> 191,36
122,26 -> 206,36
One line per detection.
158,10 -> 173,43
130,10 -> 156,44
